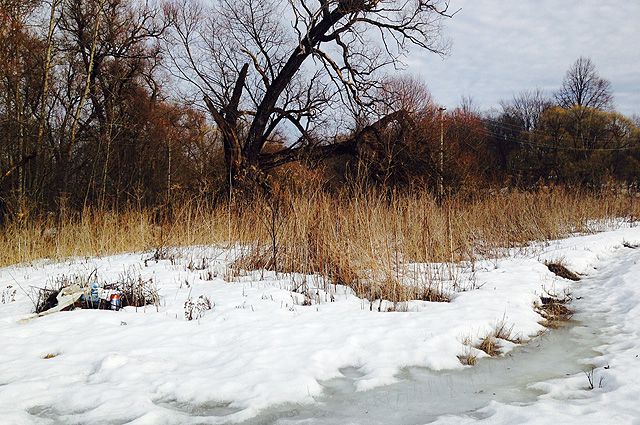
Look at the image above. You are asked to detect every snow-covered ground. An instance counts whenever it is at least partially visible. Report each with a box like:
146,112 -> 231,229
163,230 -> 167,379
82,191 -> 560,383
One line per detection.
1,225 -> 640,424
434,232 -> 640,425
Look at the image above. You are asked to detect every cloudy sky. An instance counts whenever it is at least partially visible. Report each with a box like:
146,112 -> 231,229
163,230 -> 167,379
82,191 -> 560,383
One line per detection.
405,0 -> 639,116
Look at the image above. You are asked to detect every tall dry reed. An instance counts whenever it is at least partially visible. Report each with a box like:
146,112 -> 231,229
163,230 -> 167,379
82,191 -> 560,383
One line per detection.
2,188 -> 637,301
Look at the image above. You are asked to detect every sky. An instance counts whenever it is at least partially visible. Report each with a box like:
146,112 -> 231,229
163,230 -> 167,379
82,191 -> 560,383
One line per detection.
405,0 -> 640,116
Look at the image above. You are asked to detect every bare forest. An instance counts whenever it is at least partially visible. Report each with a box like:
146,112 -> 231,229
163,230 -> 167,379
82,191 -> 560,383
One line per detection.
1,0 -> 639,265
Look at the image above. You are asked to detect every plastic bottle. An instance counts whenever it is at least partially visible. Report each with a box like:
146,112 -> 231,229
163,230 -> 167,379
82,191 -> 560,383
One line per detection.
90,282 -> 100,308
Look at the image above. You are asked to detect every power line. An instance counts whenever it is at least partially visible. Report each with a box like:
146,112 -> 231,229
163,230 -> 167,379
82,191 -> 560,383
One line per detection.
482,113 -> 635,140
475,117 -> 639,152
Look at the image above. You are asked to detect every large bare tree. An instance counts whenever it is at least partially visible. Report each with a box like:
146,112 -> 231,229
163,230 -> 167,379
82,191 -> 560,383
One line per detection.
555,57 -> 613,110
166,0 -> 454,186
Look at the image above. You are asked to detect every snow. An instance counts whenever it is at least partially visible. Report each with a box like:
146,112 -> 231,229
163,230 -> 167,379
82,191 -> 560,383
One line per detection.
1,225 -> 640,424
434,230 -> 640,425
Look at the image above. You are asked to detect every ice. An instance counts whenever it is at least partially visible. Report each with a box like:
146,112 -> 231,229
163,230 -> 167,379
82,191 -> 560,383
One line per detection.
241,315 -> 605,424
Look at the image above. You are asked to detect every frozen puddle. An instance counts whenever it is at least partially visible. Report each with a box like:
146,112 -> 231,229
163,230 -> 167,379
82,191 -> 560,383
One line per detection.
239,314 -> 604,425
155,399 -> 242,418
238,248 -> 635,425
27,405 -> 127,425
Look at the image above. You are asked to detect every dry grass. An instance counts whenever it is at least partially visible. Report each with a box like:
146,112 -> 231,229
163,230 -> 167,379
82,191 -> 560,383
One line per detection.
536,293 -> 574,328
1,187 -> 637,302
474,317 -> 521,357
493,319 -> 519,343
476,336 -> 501,357
457,353 -> 477,366
546,262 -> 581,281
458,335 -> 479,365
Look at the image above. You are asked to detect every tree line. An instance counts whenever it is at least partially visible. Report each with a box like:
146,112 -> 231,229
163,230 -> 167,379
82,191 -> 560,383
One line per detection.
1,0 -> 638,220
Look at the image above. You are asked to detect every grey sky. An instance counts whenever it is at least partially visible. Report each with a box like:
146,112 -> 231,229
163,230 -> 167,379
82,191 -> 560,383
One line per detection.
405,0 -> 640,116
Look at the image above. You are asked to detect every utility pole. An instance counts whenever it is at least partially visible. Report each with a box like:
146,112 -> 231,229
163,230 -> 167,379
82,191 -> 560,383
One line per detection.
438,107 -> 447,204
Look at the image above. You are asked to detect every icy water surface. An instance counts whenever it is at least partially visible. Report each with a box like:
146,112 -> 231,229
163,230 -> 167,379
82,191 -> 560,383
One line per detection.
24,301 -> 605,425
24,292 -> 605,425
239,309 -> 605,424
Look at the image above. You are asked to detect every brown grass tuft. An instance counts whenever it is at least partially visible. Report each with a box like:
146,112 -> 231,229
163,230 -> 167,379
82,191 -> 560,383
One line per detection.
546,262 -> 581,281
457,352 -> 477,366
493,319 -> 518,343
536,295 -> 574,328
477,336 -> 501,357
474,318 -> 521,357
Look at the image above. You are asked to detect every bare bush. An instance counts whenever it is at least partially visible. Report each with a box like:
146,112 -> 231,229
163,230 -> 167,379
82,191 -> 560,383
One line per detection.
108,270 -> 160,309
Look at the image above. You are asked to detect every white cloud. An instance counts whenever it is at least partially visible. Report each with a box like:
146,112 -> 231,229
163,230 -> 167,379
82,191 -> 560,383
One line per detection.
405,0 -> 640,115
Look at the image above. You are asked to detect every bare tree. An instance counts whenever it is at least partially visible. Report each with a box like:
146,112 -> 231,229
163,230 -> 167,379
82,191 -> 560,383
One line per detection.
166,0 -> 455,187
555,57 -> 613,110
458,95 -> 478,115
55,0 -> 168,204
500,88 -> 551,131
357,76 -> 437,188
380,75 -> 435,117
0,0 -> 43,212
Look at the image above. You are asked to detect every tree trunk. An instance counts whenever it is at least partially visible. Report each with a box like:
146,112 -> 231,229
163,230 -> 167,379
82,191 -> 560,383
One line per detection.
34,0 -> 60,202
63,0 -> 104,199
203,63 -> 250,188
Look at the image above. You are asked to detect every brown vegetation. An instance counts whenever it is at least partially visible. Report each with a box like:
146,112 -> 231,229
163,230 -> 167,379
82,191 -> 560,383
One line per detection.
546,262 -> 581,281
477,336 -> 501,357
2,187 -> 637,303
474,318 -> 520,357
536,293 -> 574,328
2,0 -> 639,223
1,1 -> 639,308
457,352 -> 477,366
